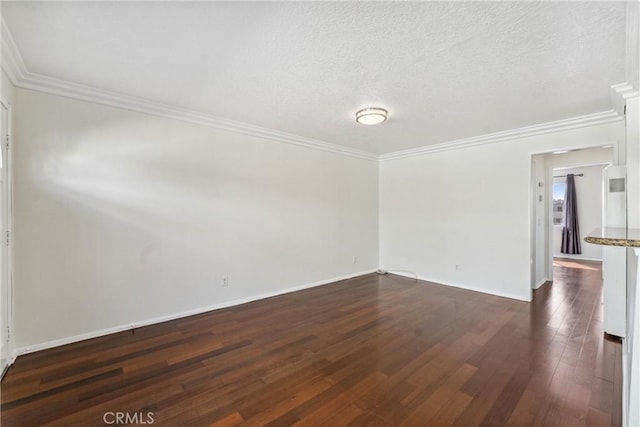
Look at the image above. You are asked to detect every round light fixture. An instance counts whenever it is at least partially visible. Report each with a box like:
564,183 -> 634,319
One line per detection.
355,107 -> 388,125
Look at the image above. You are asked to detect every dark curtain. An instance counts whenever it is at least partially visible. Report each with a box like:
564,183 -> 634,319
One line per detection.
561,174 -> 581,254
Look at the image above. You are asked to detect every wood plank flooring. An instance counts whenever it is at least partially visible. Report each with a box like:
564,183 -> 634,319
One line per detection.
1,259 -> 621,426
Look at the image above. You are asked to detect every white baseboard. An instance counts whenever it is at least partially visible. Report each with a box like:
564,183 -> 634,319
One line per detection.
13,269 -> 376,358
386,271 -> 531,302
533,278 -> 549,290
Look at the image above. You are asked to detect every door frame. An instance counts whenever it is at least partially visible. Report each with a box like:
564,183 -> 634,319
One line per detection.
529,142 -> 619,301
530,158 -> 538,289
1,98 -> 14,376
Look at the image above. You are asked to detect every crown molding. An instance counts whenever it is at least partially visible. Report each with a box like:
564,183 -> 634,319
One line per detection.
0,20 -> 377,161
379,110 -> 623,161
611,82 -> 640,116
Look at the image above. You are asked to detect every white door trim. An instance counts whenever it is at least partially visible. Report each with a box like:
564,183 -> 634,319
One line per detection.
0,98 -> 14,374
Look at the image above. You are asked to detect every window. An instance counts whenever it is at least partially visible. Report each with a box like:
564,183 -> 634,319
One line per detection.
553,182 -> 566,225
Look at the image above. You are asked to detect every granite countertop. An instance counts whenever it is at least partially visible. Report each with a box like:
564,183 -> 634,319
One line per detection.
584,227 -> 640,248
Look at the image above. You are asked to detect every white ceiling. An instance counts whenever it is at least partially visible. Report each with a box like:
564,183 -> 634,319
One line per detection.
1,1 -> 627,155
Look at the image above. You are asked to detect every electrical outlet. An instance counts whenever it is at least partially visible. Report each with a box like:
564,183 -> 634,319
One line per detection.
455,264 -> 461,271
353,256 -> 358,264
222,276 -> 229,287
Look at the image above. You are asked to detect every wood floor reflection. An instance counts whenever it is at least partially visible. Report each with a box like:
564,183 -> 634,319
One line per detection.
1,260 -> 621,426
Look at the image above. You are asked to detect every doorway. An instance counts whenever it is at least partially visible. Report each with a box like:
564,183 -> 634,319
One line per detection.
551,163 -> 609,263
530,146 -> 614,294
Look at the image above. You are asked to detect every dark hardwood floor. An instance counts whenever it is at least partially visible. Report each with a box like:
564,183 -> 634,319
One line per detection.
1,259 -> 621,426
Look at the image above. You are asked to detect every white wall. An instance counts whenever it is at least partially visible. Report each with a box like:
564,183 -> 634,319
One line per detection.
13,88 -> 379,351
624,93 -> 640,426
550,164 -> 607,261
379,122 -> 624,301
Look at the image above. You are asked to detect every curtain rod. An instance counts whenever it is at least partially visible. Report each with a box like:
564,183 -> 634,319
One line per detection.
553,173 -> 584,178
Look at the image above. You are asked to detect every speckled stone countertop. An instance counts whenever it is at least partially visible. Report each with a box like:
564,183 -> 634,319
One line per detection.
584,227 -> 640,248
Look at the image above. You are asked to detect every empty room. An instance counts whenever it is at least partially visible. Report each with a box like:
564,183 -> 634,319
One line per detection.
1,1 -> 639,426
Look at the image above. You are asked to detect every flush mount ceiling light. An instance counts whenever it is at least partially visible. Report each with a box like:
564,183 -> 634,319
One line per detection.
355,107 -> 388,125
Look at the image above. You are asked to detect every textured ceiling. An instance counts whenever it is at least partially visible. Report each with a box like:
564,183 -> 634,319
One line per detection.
1,1 -> 627,155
